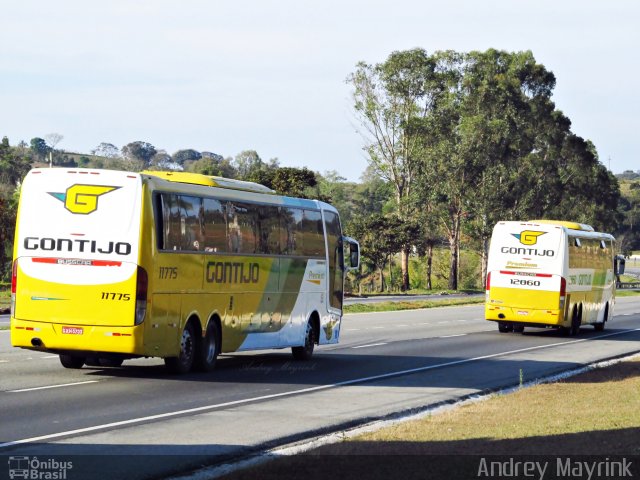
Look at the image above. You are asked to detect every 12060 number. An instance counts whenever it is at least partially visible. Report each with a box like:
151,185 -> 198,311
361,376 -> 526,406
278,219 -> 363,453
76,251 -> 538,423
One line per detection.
510,279 -> 541,287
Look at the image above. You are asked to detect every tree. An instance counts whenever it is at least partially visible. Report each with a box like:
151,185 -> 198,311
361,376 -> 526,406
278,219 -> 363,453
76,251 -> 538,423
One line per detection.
92,142 -> 120,158
353,48 -> 621,291
172,149 -> 202,165
0,137 -> 32,279
457,50 -> 558,286
30,137 -> 49,161
233,150 -> 265,179
149,150 -> 177,170
188,156 -> 237,178
44,133 -> 63,150
268,167 -> 318,198
1,137 -> 32,186
349,48 -> 441,290
121,141 -> 157,169
349,214 -> 396,292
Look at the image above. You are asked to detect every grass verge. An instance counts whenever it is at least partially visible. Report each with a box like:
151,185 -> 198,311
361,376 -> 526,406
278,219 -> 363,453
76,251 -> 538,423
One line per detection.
220,357 -> 640,480
344,296 -> 484,314
616,289 -> 640,297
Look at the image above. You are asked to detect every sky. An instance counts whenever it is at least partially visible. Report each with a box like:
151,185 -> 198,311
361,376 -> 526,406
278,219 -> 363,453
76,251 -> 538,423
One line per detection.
1,0 -> 638,181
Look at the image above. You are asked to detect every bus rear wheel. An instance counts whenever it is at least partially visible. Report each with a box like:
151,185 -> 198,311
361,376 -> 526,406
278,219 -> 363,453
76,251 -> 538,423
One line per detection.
165,322 -> 196,374
59,354 -> 85,369
498,322 -> 513,333
569,307 -> 581,336
292,320 -> 315,360
594,304 -> 608,332
195,320 -> 220,372
99,357 -> 124,367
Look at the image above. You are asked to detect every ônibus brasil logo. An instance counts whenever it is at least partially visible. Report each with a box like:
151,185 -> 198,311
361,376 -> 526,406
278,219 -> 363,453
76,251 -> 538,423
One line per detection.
511,230 -> 546,246
48,184 -> 120,215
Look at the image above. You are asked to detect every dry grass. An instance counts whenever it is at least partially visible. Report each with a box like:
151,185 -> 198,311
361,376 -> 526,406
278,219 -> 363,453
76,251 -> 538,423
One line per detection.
219,358 -> 640,480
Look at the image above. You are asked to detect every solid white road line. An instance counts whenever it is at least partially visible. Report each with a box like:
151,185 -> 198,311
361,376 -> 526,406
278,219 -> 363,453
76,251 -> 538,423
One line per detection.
1,327 -> 639,449
439,334 -> 467,338
352,343 -> 388,349
7,381 -> 99,393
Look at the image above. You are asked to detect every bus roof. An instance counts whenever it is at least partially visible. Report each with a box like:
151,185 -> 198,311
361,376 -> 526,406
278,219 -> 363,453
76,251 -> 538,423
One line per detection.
526,219 -> 594,232
141,171 -> 275,194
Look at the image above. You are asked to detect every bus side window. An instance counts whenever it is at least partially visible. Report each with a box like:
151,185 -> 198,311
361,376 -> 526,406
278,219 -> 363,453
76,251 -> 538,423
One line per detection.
162,194 -> 182,251
180,195 -> 203,251
203,198 -> 226,253
257,205 -> 280,254
302,210 -> 323,257
227,201 -> 257,254
282,207 -> 303,255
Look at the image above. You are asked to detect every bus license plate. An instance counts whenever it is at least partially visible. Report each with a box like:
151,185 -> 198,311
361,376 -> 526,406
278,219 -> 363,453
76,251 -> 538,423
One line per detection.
62,326 -> 84,335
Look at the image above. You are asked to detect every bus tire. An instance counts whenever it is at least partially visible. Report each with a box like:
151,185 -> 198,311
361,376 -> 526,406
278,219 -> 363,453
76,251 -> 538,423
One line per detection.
513,325 -> 525,333
594,304 -> 608,332
59,354 -> 85,369
498,322 -> 513,333
99,357 -> 124,367
195,320 -> 220,372
569,307 -> 581,336
165,322 -> 197,374
292,320 -> 315,360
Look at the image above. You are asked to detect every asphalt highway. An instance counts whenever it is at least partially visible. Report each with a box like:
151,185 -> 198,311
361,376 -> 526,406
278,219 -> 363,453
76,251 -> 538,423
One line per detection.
1,298 -> 639,480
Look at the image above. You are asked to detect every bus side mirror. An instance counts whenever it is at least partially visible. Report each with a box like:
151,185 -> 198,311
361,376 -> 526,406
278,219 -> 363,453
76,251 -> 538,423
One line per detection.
343,236 -> 360,271
615,255 -> 626,276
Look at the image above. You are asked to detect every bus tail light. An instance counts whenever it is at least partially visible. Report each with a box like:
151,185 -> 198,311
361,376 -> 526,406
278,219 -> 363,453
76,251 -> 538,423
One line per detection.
10,259 -> 17,317
559,276 -> 566,309
485,272 -> 491,302
135,266 -> 148,325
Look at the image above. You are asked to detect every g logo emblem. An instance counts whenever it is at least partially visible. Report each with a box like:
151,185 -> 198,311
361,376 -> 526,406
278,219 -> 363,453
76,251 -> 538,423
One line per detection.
49,184 -> 120,215
512,230 -> 546,246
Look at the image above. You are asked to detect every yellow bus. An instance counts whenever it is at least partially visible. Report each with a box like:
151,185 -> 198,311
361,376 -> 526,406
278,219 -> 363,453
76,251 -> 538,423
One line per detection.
485,220 -> 624,336
10,168 -> 359,373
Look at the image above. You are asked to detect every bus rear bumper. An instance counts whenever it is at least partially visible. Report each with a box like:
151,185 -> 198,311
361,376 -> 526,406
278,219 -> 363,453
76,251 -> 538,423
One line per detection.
485,306 -> 566,328
10,317 -> 145,355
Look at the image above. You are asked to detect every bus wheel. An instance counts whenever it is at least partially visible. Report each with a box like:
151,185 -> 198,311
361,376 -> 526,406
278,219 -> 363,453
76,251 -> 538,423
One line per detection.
292,320 -> 315,360
498,322 -> 513,333
165,323 -> 196,374
59,354 -> 85,369
513,325 -> 525,334
195,321 -> 220,372
98,357 -> 124,367
594,304 -> 608,332
569,307 -> 581,336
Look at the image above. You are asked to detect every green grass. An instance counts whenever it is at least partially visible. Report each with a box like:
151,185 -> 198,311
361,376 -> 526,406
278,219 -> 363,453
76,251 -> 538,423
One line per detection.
614,289 -> 640,297
344,296 -> 484,314
0,290 -> 9,310
349,288 -> 481,297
